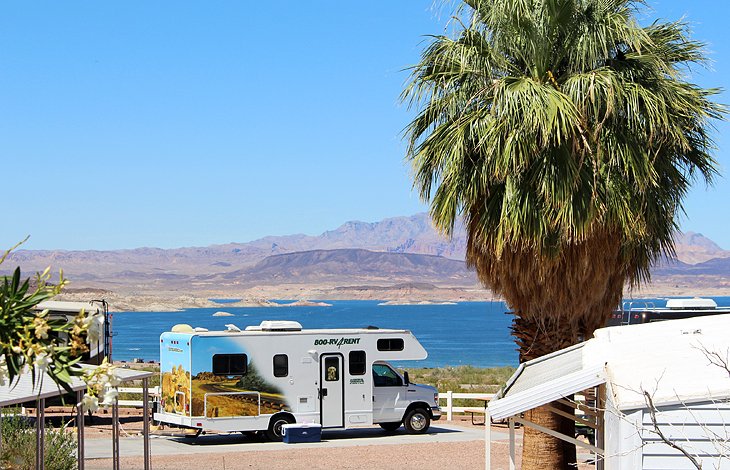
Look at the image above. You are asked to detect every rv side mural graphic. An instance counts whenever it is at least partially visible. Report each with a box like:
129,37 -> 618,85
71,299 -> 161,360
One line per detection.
162,364 -> 191,414
160,333 -> 290,418
190,361 -> 287,417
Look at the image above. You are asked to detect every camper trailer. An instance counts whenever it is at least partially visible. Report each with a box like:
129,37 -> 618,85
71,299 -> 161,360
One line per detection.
154,321 -> 441,439
33,300 -> 111,365
606,297 -> 730,326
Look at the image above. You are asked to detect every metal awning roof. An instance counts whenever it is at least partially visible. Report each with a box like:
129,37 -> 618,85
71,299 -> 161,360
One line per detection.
488,342 -> 605,420
0,366 -> 153,407
34,301 -> 103,313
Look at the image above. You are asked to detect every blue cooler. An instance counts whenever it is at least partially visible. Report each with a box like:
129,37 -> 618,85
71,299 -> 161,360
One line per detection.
282,423 -> 322,443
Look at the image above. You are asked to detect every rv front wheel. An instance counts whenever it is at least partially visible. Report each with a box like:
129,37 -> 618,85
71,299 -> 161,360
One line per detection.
403,408 -> 430,434
266,415 -> 294,441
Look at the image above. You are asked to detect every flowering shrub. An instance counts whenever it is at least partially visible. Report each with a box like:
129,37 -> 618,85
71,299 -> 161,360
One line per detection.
0,243 -> 119,410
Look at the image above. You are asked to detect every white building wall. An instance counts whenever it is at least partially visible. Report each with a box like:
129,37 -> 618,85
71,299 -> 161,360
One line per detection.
640,401 -> 730,470
604,383 -> 642,470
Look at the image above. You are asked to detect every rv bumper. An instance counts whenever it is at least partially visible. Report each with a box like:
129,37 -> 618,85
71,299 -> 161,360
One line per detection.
431,406 -> 442,421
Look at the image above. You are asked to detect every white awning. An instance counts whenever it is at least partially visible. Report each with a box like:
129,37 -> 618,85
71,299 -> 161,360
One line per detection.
488,342 -> 606,420
0,366 -> 153,407
34,300 -> 103,314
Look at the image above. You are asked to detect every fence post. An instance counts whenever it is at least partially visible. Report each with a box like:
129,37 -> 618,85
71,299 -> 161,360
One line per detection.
446,391 -> 453,421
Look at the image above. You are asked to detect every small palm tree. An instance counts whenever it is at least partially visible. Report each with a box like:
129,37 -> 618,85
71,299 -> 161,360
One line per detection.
403,0 -> 725,467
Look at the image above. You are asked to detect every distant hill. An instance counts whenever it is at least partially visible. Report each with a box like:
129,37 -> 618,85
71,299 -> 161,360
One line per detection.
4,213 -> 729,295
221,249 -> 475,286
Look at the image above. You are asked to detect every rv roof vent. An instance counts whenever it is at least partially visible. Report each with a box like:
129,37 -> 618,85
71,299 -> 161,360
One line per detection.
225,324 -> 242,332
666,298 -> 717,310
244,325 -> 262,331
171,324 -> 194,333
259,320 -> 302,331
194,327 -> 209,332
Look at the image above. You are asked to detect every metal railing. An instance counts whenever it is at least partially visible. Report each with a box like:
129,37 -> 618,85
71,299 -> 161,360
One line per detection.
438,392 -> 495,421
116,386 -> 160,408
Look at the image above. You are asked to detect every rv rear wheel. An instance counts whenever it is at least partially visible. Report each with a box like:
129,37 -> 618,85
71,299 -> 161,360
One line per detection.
379,422 -> 401,432
403,408 -> 430,434
266,415 -> 294,441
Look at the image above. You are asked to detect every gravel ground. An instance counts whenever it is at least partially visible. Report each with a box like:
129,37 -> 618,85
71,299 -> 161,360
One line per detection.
85,437 -> 517,470
81,417 -> 524,470
81,416 -> 598,469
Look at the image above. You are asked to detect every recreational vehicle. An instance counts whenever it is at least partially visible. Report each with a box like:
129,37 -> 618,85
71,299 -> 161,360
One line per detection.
606,297 -> 730,326
154,320 -> 441,440
33,300 -> 111,365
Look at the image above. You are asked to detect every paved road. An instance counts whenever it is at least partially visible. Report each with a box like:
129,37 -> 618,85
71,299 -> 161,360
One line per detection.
84,424 -> 506,459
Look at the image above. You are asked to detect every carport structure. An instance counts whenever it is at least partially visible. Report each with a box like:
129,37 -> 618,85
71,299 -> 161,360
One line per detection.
0,366 -> 153,470
485,342 -> 607,469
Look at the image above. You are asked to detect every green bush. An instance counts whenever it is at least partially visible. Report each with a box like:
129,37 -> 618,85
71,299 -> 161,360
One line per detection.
404,365 -> 516,408
1,413 -> 77,470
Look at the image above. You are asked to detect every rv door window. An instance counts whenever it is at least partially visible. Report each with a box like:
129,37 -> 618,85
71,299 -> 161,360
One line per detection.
273,354 -> 288,377
349,351 -> 366,375
324,356 -> 340,382
372,364 -> 403,387
377,338 -> 404,352
212,354 -> 248,376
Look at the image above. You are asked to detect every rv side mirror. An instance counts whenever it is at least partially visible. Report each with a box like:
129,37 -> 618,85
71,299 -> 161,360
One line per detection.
403,371 -> 410,386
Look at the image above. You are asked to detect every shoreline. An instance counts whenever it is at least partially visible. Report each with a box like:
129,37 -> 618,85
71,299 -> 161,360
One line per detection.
53,284 -> 730,313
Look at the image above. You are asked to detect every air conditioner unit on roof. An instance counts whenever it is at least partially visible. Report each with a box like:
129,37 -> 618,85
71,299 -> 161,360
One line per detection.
259,320 -> 302,331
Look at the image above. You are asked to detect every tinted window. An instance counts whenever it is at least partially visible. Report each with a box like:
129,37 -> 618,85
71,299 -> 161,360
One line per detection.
349,351 -> 366,376
377,338 -> 404,352
212,354 -> 247,376
273,354 -> 288,377
324,357 -> 339,382
372,363 -> 403,387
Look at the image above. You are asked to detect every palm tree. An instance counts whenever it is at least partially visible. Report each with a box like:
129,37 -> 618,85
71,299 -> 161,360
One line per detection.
403,0 -> 725,467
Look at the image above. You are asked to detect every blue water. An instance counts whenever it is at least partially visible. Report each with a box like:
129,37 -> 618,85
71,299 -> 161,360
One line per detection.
110,300 -> 516,368
110,297 -> 730,368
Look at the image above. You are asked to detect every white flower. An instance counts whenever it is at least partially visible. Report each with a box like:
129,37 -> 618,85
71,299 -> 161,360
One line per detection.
84,313 -> 105,344
33,352 -> 52,373
0,355 -> 8,386
79,394 -> 99,412
100,385 -> 119,406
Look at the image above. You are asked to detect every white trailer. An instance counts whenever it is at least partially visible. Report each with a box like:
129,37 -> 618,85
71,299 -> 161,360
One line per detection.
154,320 -> 441,440
34,300 -> 110,365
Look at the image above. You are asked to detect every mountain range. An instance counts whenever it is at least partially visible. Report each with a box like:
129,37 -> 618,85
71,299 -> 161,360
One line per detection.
4,213 -> 730,299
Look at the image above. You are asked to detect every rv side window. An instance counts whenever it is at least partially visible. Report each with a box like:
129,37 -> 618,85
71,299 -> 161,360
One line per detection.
349,351 -> 366,375
377,338 -> 404,352
212,354 -> 247,376
273,354 -> 288,377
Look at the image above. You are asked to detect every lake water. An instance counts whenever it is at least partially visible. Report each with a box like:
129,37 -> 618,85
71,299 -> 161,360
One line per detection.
110,297 -> 730,368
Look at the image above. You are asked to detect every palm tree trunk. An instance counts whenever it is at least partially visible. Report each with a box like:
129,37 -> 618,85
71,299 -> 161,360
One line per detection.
513,314 -> 577,470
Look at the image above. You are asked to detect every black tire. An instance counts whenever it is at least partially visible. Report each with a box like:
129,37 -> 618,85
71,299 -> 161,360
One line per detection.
266,415 -> 294,441
403,408 -> 430,434
379,422 -> 401,432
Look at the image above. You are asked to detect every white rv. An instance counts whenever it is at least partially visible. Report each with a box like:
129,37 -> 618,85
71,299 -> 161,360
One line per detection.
153,320 -> 441,439
33,300 -> 110,365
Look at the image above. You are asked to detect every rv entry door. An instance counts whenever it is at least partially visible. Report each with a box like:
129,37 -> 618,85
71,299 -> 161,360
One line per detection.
320,354 -> 344,427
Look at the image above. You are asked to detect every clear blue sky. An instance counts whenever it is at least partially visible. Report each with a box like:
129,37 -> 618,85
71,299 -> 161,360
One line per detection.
1,1 -> 728,251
